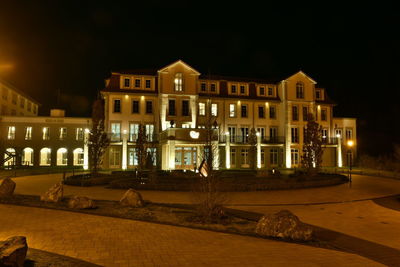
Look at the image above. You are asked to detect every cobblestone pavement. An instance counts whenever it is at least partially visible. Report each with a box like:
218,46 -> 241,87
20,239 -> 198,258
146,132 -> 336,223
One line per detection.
11,173 -> 400,205
0,204 -> 383,267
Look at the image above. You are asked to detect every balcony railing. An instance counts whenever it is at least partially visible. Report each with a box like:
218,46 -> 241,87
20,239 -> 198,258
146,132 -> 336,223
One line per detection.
321,137 -> 338,145
261,136 -> 285,144
108,133 -> 158,143
219,135 -> 285,144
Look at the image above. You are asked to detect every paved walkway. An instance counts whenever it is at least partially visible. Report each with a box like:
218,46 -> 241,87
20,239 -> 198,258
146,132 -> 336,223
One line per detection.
0,204 -> 383,267
11,173 -> 400,205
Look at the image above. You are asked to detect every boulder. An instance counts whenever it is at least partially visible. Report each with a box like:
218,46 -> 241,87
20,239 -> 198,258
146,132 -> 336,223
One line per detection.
255,210 -> 313,241
40,182 -> 63,202
120,189 -> 144,207
0,178 -> 16,198
0,236 -> 28,267
68,196 -> 96,209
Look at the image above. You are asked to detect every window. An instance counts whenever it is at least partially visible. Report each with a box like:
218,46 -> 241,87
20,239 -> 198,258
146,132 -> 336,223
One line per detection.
345,128 -> 353,140
145,79 -> 151,89
20,98 -> 25,108
109,147 -> 121,167
113,99 -> 121,113
210,83 -> 216,92
27,102 -> 32,112
257,127 -> 265,139
316,90 -> 321,99
199,103 -> 205,116
335,129 -> 343,138
129,123 -> 139,141
241,104 -> 247,118
174,73 -> 183,91
270,148 -> 278,165
146,148 -> 157,166
40,148 -> 51,166
145,124 -> 155,141
291,149 -> 299,165
128,148 -> 138,166
182,123 -> 190,128
59,127 -> 67,140
111,123 -> 121,141
12,93 -> 17,104
168,99 -> 176,116
7,126 -> 15,140
270,127 -> 277,140
182,100 -> 189,116
228,126 -> 236,142
25,127 -> 32,140
259,87 -> 265,96
261,149 -> 265,165
42,127 -> 50,140
296,82 -> 304,98
291,127 -> 299,143
211,103 -> 217,116
76,128 -> 84,141
258,106 -> 265,118
132,100 -> 140,114
321,128 -> 328,138
303,106 -> 308,121
241,149 -> 249,167
229,104 -> 236,117
145,101 -> 153,114
2,88 -> 7,100
231,85 -> 237,94
268,87 -> 273,96
200,83 -> 206,92
269,105 -> 276,119
22,148 -> 34,166
57,148 -> 68,166
73,148 -> 84,166
292,106 -> 299,121
321,108 -> 327,121
240,127 -> 249,143
230,148 -> 236,167
240,85 -> 246,94
124,78 -> 130,87
135,79 -> 141,88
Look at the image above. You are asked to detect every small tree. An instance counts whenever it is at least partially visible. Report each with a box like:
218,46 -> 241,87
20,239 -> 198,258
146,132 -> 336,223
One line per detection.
301,113 -> 324,174
136,124 -> 151,178
88,99 -> 110,174
248,128 -> 257,169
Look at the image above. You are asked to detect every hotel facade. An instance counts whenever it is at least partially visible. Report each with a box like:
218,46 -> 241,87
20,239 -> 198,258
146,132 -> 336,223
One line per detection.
101,60 -> 356,171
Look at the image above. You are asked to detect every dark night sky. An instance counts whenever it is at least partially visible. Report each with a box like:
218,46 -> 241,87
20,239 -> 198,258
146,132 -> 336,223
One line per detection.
0,1 -> 399,156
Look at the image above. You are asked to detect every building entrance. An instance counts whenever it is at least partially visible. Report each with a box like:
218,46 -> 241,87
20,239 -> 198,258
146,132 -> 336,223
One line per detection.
175,147 -> 197,170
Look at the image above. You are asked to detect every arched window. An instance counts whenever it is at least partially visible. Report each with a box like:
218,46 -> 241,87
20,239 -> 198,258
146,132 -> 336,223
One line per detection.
296,82 -> 304,99
57,148 -> 68,166
22,148 -> 34,166
174,73 -> 183,91
73,148 -> 84,166
4,148 -> 16,166
40,148 -> 51,166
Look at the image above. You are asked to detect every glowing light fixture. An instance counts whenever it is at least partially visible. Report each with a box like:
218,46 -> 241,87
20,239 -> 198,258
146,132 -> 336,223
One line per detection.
190,131 -> 200,139
347,140 -> 354,147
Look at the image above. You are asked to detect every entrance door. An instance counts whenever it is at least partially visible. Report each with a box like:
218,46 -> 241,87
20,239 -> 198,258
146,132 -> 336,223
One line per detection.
175,147 -> 197,170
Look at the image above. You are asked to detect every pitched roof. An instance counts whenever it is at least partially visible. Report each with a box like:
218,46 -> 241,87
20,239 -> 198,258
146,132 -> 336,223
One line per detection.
0,77 -> 41,105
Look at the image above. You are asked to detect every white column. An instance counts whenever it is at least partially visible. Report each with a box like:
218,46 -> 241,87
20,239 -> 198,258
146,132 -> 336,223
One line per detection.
212,140 -> 219,170
169,140 -> 175,170
225,132 -> 230,169
256,132 -> 261,169
337,134 -> 343,167
83,128 -> 89,170
122,130 -> 128,170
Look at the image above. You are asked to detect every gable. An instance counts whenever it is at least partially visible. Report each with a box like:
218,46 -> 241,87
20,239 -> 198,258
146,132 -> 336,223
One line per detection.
158,60 -> 201,75
284,71 -> 317,84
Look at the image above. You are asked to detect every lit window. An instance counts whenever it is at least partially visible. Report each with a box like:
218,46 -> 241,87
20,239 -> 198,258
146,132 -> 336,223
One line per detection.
42,127 -> 50,140
257,127 -> 265,139
40,148 -> 51,166
111,123 -> 121,141
57,148 -> 68,166
76,128 -> 84,141
174,73 -> 183,91
199,103 -> 205,116
25,127 -> 32,140
211,103 -> 218,116
229,104 -> 236,117
296,82 -> 304,98
7,126 -> 15,140
129,123 -> 139,142
291,149 -> 299,165
59,127 -> 67,140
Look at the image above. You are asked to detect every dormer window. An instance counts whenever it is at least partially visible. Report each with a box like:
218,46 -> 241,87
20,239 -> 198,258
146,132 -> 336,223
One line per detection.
200,83 -> 206,92
135,79 -> 141,88
316,89 -> 322,100
259,87 -> 265,96
210,83 -> 216,92
296,82 -> 304,99
240,85 -> 246,94
231,85 -> 237,94
268,87 -> 273,96
124,78 -> 130,87
145,79 -> 151,89
174,73 -> 183,91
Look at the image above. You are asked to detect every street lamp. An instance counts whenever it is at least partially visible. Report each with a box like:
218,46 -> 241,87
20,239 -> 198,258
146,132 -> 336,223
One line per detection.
347,140 -> 354,182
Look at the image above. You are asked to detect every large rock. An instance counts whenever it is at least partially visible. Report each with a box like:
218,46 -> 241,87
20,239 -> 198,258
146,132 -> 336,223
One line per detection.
0,178 -> 16,198
255,210 -> 313,241
0,236 -> 28,267
120,189 -> 144,207
68,196 -> 96,209
40,182 -> 63,202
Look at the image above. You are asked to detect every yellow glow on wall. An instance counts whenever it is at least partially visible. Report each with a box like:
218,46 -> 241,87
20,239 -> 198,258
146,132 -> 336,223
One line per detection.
125,95 -> 129,99
141,96 -> 145,100
265,102 -> 269,107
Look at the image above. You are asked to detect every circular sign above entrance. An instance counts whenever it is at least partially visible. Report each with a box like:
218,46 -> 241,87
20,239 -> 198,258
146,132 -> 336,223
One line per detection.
189,130 -> 200,139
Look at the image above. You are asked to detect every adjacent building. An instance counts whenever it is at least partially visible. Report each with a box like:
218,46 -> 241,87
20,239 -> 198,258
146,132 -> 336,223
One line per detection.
101,60 -> 356,170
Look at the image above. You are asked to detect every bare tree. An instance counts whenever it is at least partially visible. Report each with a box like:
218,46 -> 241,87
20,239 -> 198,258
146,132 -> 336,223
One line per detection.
301,113 -> 324,174
88,99 -> 110,174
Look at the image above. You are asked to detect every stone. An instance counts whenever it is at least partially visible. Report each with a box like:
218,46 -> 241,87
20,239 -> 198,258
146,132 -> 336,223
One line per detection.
68,196 -> 96,209
255,210 -> 313,241
120,189 -> 144,207
0,178 -> 16,198
40,182 -> 63,202
0,236 -> 28,267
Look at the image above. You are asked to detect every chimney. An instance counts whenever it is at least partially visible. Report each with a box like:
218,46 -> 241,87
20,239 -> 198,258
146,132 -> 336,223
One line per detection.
50,109 -> 65,117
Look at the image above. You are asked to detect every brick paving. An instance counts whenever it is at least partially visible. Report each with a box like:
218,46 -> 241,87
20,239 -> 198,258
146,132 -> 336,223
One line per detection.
0,204 -> 383,267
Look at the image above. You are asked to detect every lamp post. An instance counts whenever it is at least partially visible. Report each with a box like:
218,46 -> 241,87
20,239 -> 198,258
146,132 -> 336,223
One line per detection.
347,140 -> 354,182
